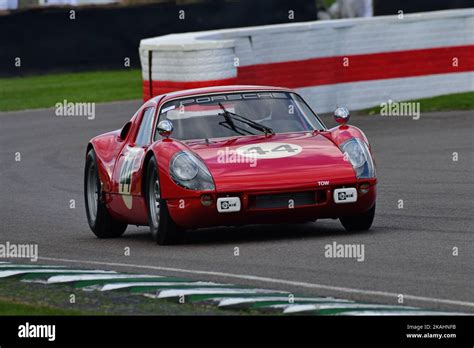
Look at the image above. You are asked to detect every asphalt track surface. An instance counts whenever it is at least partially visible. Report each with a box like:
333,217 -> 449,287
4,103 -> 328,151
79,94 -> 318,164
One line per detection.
1,101 -> 473,313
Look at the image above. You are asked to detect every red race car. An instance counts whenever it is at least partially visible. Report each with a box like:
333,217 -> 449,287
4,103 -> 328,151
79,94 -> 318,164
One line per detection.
84,85 -> 376,244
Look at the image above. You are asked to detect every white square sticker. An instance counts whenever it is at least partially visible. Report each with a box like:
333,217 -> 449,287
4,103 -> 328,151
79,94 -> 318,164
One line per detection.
333,188 -> 357,204
217,197 -> 241,213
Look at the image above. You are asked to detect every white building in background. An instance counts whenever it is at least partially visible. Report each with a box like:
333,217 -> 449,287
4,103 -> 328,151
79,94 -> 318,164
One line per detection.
0,0 -> 19,10
40,0 -> 118,5
0,0 -> 118,10
329,0 -> 373,18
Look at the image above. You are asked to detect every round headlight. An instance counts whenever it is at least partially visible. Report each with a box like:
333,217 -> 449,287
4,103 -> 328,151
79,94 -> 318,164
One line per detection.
171,152 -> 199,181
343,140 -> 366,168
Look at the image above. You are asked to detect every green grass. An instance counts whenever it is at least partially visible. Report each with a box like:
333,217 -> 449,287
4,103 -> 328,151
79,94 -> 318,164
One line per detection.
0,69 -> 142,112
0,277 -> 251,315
365,91 -> 474,115
322,0 -> 336,8
0,298 -> 87,315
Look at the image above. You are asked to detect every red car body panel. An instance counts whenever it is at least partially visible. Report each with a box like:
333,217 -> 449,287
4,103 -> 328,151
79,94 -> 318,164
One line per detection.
187,132 -> 356,192
87,85 -> 376,229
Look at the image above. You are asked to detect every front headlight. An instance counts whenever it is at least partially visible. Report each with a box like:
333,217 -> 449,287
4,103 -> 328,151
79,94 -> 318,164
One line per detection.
171,152 -> 198,181
340,138 -> 375,179
170,151 -> 215,190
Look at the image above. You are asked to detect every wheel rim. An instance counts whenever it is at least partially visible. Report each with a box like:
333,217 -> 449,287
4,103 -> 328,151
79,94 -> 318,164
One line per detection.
149,172 -> 160,229
86,163 -> 99,223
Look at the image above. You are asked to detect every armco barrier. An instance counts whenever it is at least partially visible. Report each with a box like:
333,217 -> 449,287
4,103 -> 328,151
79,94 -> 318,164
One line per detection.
139,9 -> 474,113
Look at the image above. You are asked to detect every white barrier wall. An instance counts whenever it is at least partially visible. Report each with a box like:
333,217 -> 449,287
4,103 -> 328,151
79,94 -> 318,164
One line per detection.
139,9 -> 474,112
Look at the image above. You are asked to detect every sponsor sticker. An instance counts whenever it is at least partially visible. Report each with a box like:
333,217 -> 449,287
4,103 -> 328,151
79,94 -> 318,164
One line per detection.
217,197 -> 241,213
161,105 -> 176,113
333,188 -> 357,204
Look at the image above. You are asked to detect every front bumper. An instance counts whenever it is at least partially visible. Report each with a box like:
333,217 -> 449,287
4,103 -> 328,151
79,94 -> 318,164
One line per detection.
166,180 -> 376,229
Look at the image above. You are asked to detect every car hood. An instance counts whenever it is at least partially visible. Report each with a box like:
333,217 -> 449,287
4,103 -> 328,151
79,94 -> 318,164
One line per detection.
184,132 -> 357,192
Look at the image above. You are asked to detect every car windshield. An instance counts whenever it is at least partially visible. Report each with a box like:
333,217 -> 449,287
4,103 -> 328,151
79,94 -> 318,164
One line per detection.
155,91 -> 325,141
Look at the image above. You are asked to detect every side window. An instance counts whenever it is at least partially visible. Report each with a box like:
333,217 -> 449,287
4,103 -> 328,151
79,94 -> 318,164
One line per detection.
135,107 -> 155,146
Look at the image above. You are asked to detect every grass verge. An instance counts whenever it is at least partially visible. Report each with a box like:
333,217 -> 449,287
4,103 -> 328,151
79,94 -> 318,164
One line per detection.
0,298 -> 86,315
365,91 -> 474,115
0,69 -> 142,112
0,278 -> 245,315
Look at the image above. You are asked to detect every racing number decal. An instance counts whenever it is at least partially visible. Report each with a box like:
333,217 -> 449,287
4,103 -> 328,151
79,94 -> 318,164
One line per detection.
236,142 -> 303,159
118,149 -> 141,209
243,144 -> 297,155
119,156 -> 135,195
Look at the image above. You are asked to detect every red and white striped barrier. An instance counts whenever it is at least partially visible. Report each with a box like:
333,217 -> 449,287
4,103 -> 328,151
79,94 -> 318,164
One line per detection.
139,9 -> 474,112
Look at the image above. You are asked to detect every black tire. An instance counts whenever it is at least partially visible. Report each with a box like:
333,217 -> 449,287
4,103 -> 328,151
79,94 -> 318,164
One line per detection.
340,204 -> 376,231
84,149 -> 127,238
144,156 -> 181,245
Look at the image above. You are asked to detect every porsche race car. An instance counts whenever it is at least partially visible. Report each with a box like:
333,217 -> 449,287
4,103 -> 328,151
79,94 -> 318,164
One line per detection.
84,85 -> 376,244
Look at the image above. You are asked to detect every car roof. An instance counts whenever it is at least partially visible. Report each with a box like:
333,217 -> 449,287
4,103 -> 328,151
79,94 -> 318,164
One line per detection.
151,85 -> 294,105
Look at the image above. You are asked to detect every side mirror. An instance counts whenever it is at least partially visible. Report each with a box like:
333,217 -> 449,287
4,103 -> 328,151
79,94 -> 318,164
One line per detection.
157,120 -> 173,138
119,121 -> 132,141
334,107 -> 350,125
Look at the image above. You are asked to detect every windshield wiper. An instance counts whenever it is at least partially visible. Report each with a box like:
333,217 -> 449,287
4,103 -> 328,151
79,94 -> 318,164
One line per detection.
218,103 -> 274,136
217,111 -> 253,136
217,103 -> 250,136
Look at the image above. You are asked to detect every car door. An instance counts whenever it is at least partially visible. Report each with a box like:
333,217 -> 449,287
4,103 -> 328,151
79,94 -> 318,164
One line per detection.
113,106 -> 156,213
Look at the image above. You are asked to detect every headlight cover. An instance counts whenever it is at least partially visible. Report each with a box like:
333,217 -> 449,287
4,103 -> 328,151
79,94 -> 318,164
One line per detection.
170,151 -> 215,190
340,138 -> 376,179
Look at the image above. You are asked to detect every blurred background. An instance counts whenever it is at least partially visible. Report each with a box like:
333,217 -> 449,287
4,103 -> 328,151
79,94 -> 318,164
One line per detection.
1,0 -> 472,77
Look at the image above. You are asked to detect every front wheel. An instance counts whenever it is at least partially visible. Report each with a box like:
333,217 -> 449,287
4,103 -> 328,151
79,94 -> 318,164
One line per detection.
145,156 -> 181,245
84,149 -> 127,238
340,204 -> 375,231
